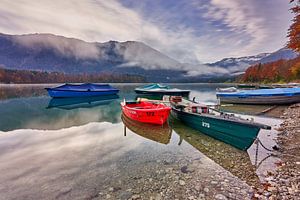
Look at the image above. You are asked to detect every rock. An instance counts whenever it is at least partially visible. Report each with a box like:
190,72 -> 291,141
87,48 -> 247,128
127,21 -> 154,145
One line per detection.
204,188 -> 209,193
106,194 -> 111,199
155,193 -> 162,200
131,194 -> 141,200
195,185 -> 201,191
267,186 -> 277,192
108,187 -> 114,192
198,193 -> 205,199
181,165 -> 195,173
119,191 -> 133,200
296,162 -> 300,165
210,181 -> 218,185
179,180 -> 186,186
214,193 -> 227,200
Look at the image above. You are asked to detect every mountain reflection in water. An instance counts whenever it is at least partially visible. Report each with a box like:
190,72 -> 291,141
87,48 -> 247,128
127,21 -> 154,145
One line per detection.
0,96 -> 120,131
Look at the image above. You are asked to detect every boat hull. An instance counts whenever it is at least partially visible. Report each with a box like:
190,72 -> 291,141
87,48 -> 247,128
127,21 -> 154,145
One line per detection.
171,108 -> 261,150
135,89 -> 190,97
46,89 -> 119,98
121,102 -> 171,125
217,95 -> 300,105
217,87 -> 300,105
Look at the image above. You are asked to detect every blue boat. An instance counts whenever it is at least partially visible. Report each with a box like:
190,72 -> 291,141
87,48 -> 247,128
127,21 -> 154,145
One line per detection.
47,95 -> 119,110
216,87 -> 300,105
45,83 -> 119,98
135,84 -> 190,97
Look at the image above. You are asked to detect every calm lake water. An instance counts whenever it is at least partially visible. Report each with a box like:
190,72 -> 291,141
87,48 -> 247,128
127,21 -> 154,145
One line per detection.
0,83 -> 282,200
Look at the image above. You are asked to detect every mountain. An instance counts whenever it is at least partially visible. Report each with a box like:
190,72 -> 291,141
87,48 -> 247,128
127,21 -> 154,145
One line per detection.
0,33 -> 185,82
0,33 -> 298,83
207,48 -> 298,74
258,48 -> 299,64
207,53 -> 270,73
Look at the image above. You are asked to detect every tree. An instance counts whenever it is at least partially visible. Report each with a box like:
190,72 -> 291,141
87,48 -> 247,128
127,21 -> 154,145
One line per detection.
287,0 -> 300,52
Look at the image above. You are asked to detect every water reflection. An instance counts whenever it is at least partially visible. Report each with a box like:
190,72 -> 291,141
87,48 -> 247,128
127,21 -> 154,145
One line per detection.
47,95 -> 119,110
122,114 -> 172,144
0,83 -> 285,198
170,117 -> 261,187
0,96 -> 121,131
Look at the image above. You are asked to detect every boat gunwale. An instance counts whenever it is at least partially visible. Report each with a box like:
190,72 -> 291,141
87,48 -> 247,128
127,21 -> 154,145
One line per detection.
171,106 -> 271,130
134,89 -> 190,93
45,88 -> 119,92
121,102 -> 171,112
45,83 -> 118,92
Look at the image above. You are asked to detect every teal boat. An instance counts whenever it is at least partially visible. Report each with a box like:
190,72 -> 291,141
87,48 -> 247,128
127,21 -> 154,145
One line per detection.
135,84 -> 190,97
170,98 -> 271,150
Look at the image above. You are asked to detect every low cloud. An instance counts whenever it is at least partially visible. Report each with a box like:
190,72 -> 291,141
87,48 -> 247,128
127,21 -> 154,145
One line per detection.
0,0 -> 293,68
14,34 -> 101,60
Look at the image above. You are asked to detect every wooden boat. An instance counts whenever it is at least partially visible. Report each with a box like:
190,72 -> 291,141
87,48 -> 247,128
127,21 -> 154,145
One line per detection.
47,95 -> 119,110
45,83 -> 119,98
216,87 -> 300,105
121,100 -> 171,125
134,84 -> 190,97
170,118 -> 260,187
122,114 -> 172,144
170,97 -> 271,150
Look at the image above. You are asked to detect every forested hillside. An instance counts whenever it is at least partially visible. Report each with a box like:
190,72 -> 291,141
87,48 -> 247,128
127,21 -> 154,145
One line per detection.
0,68 -> 146,83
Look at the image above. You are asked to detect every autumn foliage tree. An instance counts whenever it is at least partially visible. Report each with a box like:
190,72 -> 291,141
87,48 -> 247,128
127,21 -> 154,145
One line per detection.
287,0 -> 300,52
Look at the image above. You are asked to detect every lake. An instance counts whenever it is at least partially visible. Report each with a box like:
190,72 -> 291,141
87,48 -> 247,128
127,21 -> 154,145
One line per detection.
0,83 -> 282,200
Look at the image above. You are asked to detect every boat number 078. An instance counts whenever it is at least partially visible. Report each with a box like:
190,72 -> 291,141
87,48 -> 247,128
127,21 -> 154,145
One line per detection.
202,122 -> 210,128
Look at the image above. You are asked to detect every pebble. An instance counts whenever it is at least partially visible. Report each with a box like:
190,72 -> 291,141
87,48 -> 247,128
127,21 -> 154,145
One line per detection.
214,193 -> 228,200
179,180 -> 186,186
210,181 -> 218,185
204,188 -> 209,193
131,194 -> 140,200
119,191 -> 133,200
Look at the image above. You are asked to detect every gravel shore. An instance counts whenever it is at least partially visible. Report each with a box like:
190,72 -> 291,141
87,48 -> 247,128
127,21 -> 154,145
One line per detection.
256,104 -> 300,199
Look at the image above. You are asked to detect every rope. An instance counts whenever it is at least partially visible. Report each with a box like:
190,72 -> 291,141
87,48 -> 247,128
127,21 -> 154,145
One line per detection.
255,138 -> 275,152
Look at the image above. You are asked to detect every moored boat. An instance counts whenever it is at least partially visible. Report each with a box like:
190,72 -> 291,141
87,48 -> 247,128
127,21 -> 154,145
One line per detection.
216,87 -> 300,105
121,100 -> 171,125
169,97 -> 271,150
47,95 -> 119,110
122,114 -> 172,144
45,83 -> 119,98
134,84 -> 190,97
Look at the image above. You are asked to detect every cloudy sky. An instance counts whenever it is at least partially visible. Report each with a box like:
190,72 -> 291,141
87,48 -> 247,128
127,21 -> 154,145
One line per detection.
0,0 -> 293,63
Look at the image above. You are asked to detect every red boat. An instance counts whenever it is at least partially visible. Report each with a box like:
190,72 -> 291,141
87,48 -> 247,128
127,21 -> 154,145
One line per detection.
120,101 -> 171,125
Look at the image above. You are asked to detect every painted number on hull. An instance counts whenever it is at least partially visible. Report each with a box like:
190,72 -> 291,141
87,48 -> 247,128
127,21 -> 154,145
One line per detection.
202,122 -> 210,128
146,112 -> 155,116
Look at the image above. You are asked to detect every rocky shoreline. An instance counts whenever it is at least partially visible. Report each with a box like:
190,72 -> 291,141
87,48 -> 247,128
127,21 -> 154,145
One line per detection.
257,104 -> 300,199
